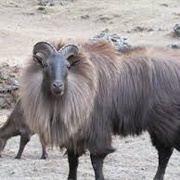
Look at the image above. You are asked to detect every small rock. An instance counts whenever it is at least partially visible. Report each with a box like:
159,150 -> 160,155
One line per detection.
37,6 -> 46,11
129,26 -> 154,33
38,0 -> 55,6
97,16 -> 111,23
160,3 -> 168,7
10,171 -> 15,175
173,23 -> 180,37
90,30 -> 131,51
80,15 -> 90,19
167,43 -> 180,49
0,63 -> 21,109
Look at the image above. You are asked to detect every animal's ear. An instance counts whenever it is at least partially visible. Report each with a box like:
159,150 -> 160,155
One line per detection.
59,44 -> 79,61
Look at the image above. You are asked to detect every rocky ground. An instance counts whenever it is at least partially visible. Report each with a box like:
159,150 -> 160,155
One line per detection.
0,0 -> 180,179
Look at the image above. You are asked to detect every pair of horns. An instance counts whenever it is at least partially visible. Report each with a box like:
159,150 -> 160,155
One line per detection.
33,42 -> 79,60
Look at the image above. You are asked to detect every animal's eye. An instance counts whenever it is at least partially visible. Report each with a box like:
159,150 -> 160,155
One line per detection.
66,61 -> 71,70
67,64 -> 71,69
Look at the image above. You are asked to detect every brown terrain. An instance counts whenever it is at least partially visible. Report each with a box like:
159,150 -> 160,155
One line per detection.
0,0 -> 180,179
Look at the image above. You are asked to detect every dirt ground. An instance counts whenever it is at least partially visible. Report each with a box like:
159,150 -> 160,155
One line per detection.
0,0 -> 180,179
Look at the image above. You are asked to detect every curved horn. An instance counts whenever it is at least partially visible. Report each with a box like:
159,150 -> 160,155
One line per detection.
33,42 -> 57,58
59,44 -> 79,59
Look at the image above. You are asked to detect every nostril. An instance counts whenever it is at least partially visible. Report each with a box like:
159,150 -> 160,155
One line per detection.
53,81 -> 63,88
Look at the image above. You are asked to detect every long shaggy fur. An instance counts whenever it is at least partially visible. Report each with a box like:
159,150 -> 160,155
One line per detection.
21,42 -> 98,151
21,40 -> 180,154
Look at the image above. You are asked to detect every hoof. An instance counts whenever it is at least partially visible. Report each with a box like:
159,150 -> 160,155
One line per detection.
15,156 -> 21,159
40,154 -> 48,159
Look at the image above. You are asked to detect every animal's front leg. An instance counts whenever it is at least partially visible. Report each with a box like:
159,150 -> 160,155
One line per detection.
90,153 -> 106,180
67,149 -> 79,180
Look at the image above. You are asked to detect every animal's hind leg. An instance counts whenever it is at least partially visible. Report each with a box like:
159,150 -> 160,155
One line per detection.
90,153 -> 106,180
67,149 -> 79,180
15,134 -> 30,159
0,139 -> 7,157
150,134 -> 173,180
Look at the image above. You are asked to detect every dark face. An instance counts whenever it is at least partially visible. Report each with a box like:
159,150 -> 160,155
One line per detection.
33,42 -> 78,97
36,53 -> 70,96
46,53 -> 70,96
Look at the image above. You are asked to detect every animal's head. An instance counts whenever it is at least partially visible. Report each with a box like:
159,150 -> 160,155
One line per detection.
33,42 -> 79,96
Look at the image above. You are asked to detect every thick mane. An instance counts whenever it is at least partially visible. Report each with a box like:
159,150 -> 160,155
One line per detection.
21,40 -> 98,150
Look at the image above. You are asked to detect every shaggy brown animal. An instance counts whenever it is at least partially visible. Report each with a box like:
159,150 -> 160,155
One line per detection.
21,40 -> 180,180
0,100 -> 48,159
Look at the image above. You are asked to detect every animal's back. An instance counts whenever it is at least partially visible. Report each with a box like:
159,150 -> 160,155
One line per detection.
110,46 -> 180,145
